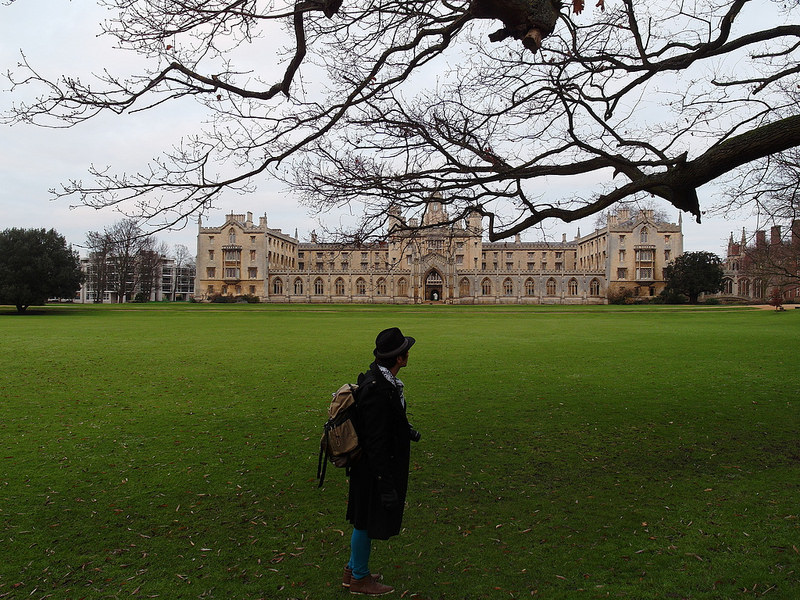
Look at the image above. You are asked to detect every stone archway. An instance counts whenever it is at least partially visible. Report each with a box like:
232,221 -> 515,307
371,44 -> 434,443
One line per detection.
425,269 -> 444,302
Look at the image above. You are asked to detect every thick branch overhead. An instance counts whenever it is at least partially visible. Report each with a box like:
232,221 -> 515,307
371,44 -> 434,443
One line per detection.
3,0 -> 799,238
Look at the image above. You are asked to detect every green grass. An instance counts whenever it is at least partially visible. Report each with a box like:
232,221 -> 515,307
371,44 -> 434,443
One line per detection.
0,303 -> 798,599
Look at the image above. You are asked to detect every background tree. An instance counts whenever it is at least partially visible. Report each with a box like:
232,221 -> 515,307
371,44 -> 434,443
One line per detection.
742,221 -> 800,295
86,219 -> 158,303
4,1 -> 800,240
663,251 -> 725,304
170,244 -> 195,301
0,228 -> 83,313
85,230 -> 112,303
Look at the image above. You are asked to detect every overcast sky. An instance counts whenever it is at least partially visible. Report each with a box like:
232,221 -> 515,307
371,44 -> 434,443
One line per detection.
1,1 -> 764,257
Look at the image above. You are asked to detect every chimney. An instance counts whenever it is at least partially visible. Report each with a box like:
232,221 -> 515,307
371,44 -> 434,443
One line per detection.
792,220 -> 800,247
771,225 -> 782,245
756,230 -> 766,247
246,211 -> 253,226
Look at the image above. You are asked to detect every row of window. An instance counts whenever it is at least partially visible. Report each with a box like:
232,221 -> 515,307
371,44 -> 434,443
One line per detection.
270,277 -> 603,297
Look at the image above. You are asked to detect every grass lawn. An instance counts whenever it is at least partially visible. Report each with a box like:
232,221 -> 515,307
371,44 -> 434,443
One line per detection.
0,303 -> 798,599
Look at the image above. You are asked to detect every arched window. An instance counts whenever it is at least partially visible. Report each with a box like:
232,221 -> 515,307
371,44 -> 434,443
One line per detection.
738,278 -> 750,296
723,278 -> 733,294
640,227 -> 648,243
426,271 -> 443,286
503,278 -> 513,296
524,278 -> 535,296
356,277 -> 367,295
376,278 -> 387,296
481,278 -> 492,295
398,278 -> 408,297
568,278 -> 578,296
590,278 -> 601,296
335,277 -> 345,295
272,277 -> 283,295
754,279 -> 763,297
459,278 -> 470,297
546,278 -> 557,296
294,278 -> 303,295
314,277 -> 324,295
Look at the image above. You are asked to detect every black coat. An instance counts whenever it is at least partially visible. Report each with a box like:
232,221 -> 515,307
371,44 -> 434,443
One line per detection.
346,362 -> 411,540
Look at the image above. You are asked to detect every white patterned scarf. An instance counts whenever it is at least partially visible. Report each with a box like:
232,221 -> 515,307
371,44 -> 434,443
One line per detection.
378,365 -> 405,409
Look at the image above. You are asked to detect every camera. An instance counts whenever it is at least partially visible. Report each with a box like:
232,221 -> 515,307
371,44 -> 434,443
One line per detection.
409,425 -> 421,442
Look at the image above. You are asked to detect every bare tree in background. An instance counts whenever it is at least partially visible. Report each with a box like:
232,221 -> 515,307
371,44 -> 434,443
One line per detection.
86,219 -> 158,302
5,0 -> 800,240
171,244 -> 195,301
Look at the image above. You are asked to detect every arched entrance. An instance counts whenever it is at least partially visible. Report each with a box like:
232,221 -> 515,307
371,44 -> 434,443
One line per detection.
425,269 -> 443,302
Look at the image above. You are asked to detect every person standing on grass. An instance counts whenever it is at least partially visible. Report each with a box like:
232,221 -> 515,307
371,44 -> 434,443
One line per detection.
342,327 -> 420,596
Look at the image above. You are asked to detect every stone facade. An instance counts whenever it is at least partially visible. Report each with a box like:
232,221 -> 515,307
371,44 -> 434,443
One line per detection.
717,221 -> 800,302
194,205 -> 684,304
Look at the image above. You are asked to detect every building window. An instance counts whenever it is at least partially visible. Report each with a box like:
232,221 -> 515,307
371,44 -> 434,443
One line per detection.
207,284 -> 214,294
224,267 -> 240,278
294,278 -> 304,295
250,236 -> 256,244
335,277 -> 345,295
617,268 -> 628,279
503,278 -> 513,296
356,278 -> 366,295
208,236 -> 214,243
249,285 -> 256,295
640,227 -> 648,243
738,278 -> 750,296
664,250 -> 671,262
314,278 -> 324,295
229,228 -> 236,244
590,279 -> 601,296
456,255 -> 464,265
546,278 -> 557,296
459,278 -> 470,297
568,278 -> 578,296
206,267 -> 216,278
250,250 -> 256,261
723,278 -> 733,294
248,267 -> 258,279
272,278 -> 283,294
208,250 -> 215,261
376,278 -> 387,296
525,278 -> 535,296
398,278 -> 408,297
636,268 -> 653,279
481,278 -> 492,295
619,250 -> 626,262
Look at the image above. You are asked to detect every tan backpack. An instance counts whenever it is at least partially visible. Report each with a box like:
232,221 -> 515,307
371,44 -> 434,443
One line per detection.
316,383 -> 362,487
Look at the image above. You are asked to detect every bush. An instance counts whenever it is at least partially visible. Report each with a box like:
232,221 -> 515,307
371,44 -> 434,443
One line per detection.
659,289 -> 688,305
237,294 -> 261,304
210,293 -> 235,303
608,287 -> 635,305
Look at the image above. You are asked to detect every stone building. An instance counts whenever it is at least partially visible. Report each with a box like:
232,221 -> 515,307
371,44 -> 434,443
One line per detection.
717,221 -> 800,302
195,203 -> 683,304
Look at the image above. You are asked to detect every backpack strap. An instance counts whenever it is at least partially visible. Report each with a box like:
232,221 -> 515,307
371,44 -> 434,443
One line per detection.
317,427 -> 330,488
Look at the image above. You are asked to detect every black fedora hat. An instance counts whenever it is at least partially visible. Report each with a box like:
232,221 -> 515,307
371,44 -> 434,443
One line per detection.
374,327 -> 416,359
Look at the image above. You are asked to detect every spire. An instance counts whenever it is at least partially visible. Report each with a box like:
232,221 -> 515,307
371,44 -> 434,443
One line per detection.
741,227 -> 746,247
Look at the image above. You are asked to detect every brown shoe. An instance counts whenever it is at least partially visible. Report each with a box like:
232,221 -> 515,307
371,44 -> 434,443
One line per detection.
342,566 -> 382,588
349,575 -> 393,595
